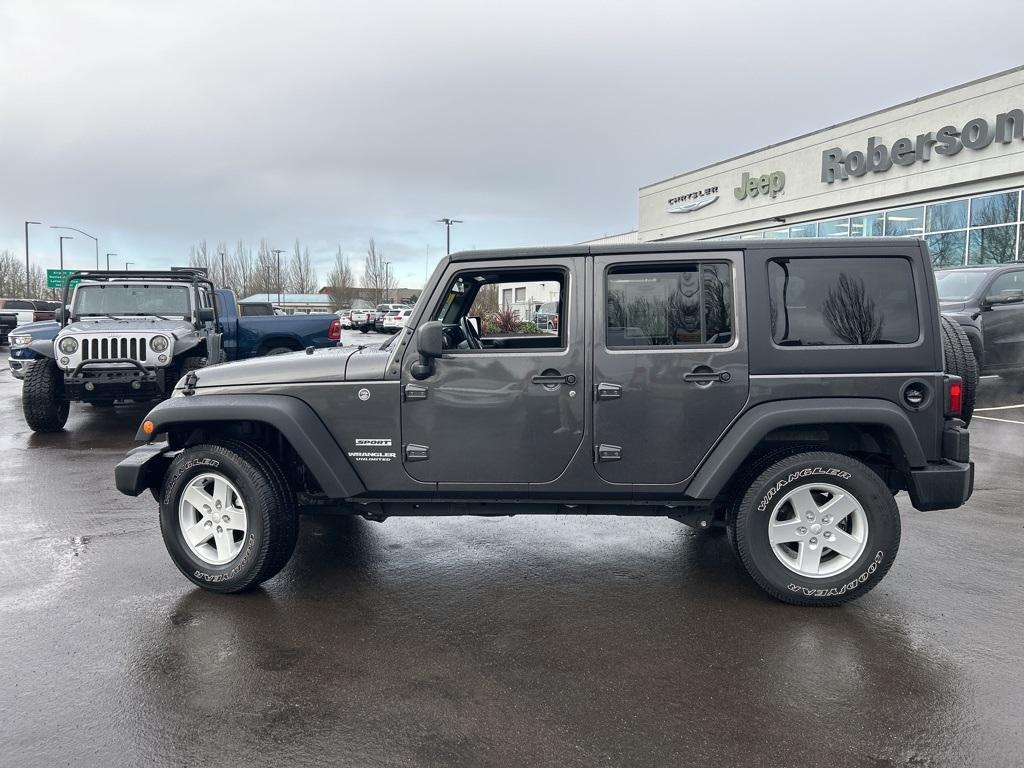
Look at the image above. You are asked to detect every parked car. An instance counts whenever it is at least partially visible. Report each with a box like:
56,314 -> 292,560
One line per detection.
371,303 -> 409,332
533,300 -> 559,332
117,239 -> 973,606
382,308 -> 412,333
375,306 -> 411,332
0,311 -> 17,347
336,309 -> 353,328
937,264 -> 1024,382
10,269 -> 341,430
349,307 -> 375,333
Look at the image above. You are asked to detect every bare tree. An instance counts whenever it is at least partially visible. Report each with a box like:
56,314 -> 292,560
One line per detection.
325,247 -> 355,308
822,273 -> 884,344
287,239 -> 318,294
361,238 -> 396,304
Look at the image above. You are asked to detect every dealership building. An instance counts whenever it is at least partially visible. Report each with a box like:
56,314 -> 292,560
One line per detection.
598,65 -> 1024,266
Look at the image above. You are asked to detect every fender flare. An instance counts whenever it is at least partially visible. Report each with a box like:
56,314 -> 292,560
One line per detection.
685,398 -> 928,500
137,394 -> 366,499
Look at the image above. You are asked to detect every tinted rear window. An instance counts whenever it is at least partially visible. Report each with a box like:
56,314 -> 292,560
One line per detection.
1,300 -> 34,310
767,257 -> 919,346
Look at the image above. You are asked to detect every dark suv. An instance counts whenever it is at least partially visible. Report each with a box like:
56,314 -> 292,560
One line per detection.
116,240 -> 974,606
937,264 -> 1024,381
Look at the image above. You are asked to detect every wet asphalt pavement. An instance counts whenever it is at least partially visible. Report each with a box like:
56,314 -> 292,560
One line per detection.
1,334 -> 1023,767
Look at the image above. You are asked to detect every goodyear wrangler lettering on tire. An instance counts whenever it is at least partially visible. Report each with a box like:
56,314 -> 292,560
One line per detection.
162,457 -> 221,506
787,551 -> 885,598
193,534 -> 257,583
757,467 -> 853,512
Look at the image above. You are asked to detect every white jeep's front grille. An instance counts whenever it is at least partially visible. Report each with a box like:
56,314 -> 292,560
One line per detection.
58,333 -> 171,370
81,336 -> 149,362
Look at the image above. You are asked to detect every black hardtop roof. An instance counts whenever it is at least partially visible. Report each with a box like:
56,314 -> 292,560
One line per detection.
448,238 -> 924,262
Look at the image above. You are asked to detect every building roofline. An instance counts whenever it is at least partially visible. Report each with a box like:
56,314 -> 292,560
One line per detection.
640,63 -> 1024,191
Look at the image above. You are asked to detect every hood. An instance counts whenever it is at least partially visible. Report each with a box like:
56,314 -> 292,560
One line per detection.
11,319 -> 59,338
61,317 -> 196,336
189,344 -> 393,390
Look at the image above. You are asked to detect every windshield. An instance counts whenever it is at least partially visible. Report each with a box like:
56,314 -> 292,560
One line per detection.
935,270 -> 990,301
73,284 -> 192,317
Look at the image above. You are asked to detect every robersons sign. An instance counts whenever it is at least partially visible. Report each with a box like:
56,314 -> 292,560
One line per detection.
821,109 -> 1023,183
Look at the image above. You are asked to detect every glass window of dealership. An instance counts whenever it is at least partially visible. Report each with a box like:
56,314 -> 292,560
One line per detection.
710,188 -> 1023,267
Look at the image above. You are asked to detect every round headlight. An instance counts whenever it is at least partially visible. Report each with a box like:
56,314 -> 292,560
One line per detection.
58,337 -> 79,354
150,336 -> 169,352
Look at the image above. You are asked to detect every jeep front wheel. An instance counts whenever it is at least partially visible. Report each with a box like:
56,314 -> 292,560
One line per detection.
159,442 -> 298,592
22,358 -> 70,432
730,451 -> 900,606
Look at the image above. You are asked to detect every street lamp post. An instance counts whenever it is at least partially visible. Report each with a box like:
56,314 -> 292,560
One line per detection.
51,226 -> 99,270
58,236 -> 74,271
271,249 -> 285,307
436,218 -> 462,255
106,253 -> 117,270
124,262 -> 134,271
383,261 -> 392,303
24,221 -> 41,296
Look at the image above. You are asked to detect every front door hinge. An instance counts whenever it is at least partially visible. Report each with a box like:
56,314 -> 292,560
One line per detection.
404,443 -> 430,462
403,383 -> 428,401
595,443 -> 622,462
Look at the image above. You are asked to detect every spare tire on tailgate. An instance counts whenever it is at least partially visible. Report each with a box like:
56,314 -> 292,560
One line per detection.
939,315 -> 978,426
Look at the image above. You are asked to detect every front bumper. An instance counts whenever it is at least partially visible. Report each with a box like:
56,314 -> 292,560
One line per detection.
907,460 -> 974,511
115,442 -> 176,496
63,360 -> 169,399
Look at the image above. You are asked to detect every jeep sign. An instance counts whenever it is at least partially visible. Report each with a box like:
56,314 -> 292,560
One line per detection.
734,171 -> 785,201
822,109 -> 1024,183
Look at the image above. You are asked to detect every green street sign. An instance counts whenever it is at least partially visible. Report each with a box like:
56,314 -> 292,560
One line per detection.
46,269 -> 79,290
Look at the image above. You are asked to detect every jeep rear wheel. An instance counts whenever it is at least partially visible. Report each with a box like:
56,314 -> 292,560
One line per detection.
22,358 -> 70,432
731,451 -> 900,606
159,441 -> 298,592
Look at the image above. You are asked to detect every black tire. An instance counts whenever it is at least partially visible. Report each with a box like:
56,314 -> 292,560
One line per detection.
159,441 -> 298,593
359,327 -> 369,334
261,346 -> 295,356
732,451 -> 900,606
940,316 -> 978,425
22,358 -> 70,432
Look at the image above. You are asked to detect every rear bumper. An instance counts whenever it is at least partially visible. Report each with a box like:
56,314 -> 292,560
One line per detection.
907,460 -> 974,511
114,442 -> 176,496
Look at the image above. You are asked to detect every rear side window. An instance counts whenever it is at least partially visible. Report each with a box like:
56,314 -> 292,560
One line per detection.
767,257 -> 919,346
606,262 -> 733,347
2,300 -> 34,310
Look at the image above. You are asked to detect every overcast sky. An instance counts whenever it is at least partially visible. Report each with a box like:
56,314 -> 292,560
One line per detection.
1,0 -> 1021,288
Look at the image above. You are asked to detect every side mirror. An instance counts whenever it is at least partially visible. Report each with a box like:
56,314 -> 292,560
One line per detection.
411,320 -> 443,380
55,307 -> 66,323
197,307 -> 215,322
985,289 -> 1024,306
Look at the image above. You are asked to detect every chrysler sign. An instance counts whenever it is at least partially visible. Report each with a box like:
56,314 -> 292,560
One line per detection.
668,186 -> 719,213
822,109 -> 1023,183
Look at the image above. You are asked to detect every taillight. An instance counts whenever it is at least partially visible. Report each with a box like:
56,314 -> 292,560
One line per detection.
946,376 -> 963,417
328,319 -> 341,341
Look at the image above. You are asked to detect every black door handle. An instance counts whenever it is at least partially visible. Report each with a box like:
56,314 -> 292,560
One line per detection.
532,373 -> 577,386
683,369 -> 731,384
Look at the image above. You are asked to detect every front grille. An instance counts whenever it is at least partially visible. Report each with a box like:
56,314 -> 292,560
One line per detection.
81,337 -> 149,363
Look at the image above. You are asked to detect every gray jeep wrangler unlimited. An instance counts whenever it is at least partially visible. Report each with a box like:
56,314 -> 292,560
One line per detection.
115,240 -> 974,606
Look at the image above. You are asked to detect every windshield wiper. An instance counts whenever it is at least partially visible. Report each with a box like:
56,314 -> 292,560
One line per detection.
79,313 -> 120,321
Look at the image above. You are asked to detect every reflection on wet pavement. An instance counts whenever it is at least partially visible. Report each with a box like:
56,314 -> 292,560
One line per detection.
0,362 -> 1022,766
